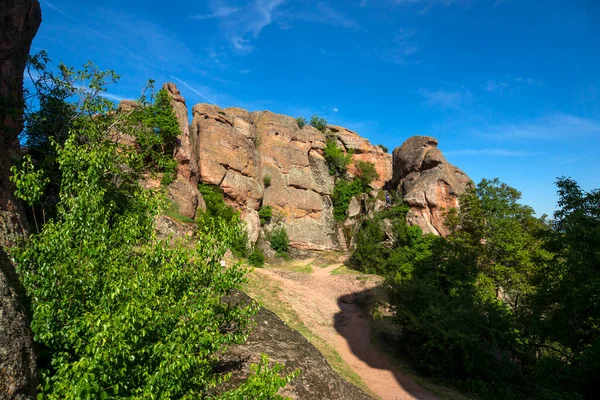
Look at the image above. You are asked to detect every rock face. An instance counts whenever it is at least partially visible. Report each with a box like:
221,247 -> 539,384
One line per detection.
215,291 -> 372,400
189,103 -> 392,250
329,125 -> 392,190
0,0 -> 42,398
391,136 -> 472,236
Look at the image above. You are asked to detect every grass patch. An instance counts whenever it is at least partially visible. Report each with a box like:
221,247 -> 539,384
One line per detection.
273,261 -> 314,274
243,269 -> 372,395
331,265 -> 363,275
162,197 -> 195,223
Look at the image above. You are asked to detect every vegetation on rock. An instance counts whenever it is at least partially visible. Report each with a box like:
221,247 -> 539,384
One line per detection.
295,117 -> 307,129
323,139 -> 352,177
259,205 -> 273,226
197,183 -> 249,258
248,247 -> 266,268
309,114 -> 327,133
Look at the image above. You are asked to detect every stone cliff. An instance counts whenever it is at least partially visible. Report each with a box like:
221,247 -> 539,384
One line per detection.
187,101 -> 392,250
0,0 -> 42,398
390,136 -> 472,236
161,85 -> 472,247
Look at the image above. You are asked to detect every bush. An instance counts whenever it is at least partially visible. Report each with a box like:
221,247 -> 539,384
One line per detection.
198,183 -> 249,257
323,139 -> 352,177
269,226 -> 290,256
377,144 -> 389,153
263,175 -> 271,188
248,247 -> 265,268
331,179 -> 363,221
310,114 -> 327,132
355,160 -> 379,190
259,205 -> 273,225
296,117 -> 307,129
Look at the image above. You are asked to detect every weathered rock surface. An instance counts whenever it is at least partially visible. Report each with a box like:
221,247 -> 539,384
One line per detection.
0,0 -> 42,398
215,291 -> 372,400
391,136 -> 472,236
189,103 -> 392,250
329,125 -> 392,190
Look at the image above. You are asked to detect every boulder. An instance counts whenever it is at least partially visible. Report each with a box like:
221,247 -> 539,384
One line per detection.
214,291 -> 372,400
0,0 -> 42,398
391,136 -> 472,236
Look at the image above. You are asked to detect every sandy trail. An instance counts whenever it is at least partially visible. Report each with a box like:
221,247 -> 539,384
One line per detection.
253,260 -> 437,400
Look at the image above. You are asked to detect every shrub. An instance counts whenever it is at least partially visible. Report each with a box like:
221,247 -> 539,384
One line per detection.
377,144 -> 389,153
296,117 -> 307,129
248,247 -> 265,268
269,226 -> 290,256
355,160 -> 379,190
198,183 -> 249,257
323,139 -> 352,177
263,175 -> 272,188
259,205 -> 273,225
310,114 -> 327,132
331,178 -> 363,221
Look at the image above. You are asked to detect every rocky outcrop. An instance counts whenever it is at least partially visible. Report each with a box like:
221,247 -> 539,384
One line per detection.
328,125 -> 392,189
391,136 -> 472,236
189,103 -> 392,250
214,291 -> 372,399
0,0 -> 42,398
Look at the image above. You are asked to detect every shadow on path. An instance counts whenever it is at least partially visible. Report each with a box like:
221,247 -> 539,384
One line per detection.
333,287 -> 437,400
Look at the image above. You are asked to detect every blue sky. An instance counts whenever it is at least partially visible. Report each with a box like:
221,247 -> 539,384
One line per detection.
31,0 -> 600,216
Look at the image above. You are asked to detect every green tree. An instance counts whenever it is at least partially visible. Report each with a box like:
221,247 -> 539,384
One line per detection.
309,114 -> 327,132
197,184 -> 249,258
331,178 -> 363,221
354,160 -> 379,191
11,58 -> 294,398
323,139 -> 352,177
296,117 -> 306,129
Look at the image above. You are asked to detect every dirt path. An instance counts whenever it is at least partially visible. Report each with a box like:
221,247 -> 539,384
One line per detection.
253,260 -> 437,400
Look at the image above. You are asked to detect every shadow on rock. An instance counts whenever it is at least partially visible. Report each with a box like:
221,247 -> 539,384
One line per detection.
211,290 -> 373,400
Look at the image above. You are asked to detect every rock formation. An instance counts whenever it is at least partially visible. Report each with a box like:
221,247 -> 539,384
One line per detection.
189,103 -> 391,250
215,291 -> 372,400
391,136 -> 472,236
0,0 -> 42,398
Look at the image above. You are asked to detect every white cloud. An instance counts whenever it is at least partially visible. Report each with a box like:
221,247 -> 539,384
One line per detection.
418,88 -> 473,109
333,107 -> 339,112
514,77 -> 544,87
190,7 -> 242,20
378,28 -> 419,65
477,113 -> 600,140
483,80 -> 508,93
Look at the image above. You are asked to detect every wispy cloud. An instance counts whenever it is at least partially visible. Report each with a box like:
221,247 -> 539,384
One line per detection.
419,88 -> 473,109
170,76 -> 217,104
379,28 -> 419,65
514,77 -> 544,87
483,80 -> 508,93
445,148 -> 539,157
310,2 -> 360,30
477,113 -> 600,140
190,6 -> 242,20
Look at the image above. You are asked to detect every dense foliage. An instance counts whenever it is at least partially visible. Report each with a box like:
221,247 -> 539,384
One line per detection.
21,52 -> 180,229
269,226 -> 290,257
197,184 -> 249,258
323,139 -> 352,177
350,177 -> 600,399
263,175 -> 272,188
11,57 -> 294,398
330,160 -> 379,221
